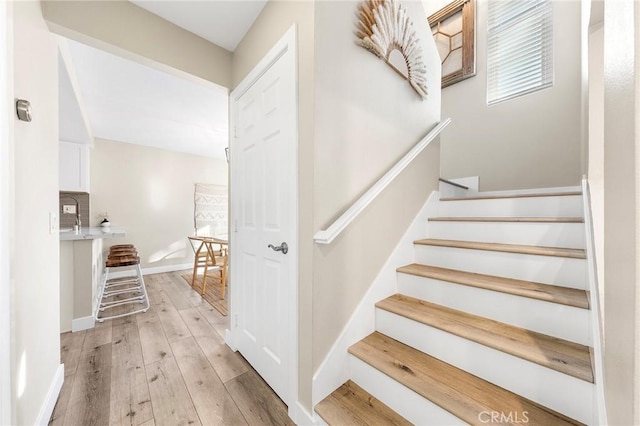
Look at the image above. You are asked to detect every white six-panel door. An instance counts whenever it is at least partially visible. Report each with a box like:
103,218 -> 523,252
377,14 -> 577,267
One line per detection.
230,30 -> 297,406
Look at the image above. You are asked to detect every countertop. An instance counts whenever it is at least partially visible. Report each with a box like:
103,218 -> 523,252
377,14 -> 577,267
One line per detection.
59,226 -> 126,241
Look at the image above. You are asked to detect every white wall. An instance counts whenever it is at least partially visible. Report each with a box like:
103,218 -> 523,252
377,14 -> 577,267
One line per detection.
90,138 -> 228,271
601,0 -> 640,423
12,1 -> 61,423
0,1 -> 11,423
425,0 -> 584,191
42,0 -> 232,88
312,0 -> 441,376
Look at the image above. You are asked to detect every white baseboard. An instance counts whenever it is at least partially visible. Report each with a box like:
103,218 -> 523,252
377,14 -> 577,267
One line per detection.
107,262 -> 192,279
71,315 -> 94,332
35,364 -> 64,426
311,191 -> 440,406
471,184 -> 581,197
291,401 -> 320,425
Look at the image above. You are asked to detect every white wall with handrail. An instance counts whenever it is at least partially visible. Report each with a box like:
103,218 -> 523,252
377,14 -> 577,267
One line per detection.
313,118 -> 451,245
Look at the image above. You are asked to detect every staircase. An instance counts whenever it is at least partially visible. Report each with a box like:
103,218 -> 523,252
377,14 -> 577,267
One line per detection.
315,189 -> 596,425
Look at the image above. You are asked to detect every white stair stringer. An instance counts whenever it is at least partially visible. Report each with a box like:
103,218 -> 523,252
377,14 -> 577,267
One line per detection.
397,273 -> 591,345
427,220 -> 586,249
375,308 -> 594,425
349,355 -> 466,426
438,194 -> 583,217
414,244 -> 587,289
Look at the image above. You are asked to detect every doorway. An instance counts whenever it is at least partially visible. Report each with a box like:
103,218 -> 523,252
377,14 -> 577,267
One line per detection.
228,26 -> 298,414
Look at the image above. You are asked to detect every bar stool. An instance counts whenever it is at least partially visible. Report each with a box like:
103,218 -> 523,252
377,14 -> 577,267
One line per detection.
95,244 -> 149,322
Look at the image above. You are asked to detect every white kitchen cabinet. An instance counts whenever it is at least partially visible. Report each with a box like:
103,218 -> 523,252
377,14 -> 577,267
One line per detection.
59,140 -> 90,192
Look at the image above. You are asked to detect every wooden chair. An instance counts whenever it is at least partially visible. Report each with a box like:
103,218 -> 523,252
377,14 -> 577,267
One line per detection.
188,236 -> 228,297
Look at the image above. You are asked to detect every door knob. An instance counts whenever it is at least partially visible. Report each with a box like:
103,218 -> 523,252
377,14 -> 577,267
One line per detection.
267,242 -> 288,254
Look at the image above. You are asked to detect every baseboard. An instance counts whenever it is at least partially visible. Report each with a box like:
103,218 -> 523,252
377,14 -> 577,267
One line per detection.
71,315 -> 94,332
311,190 -> 440,406
34,364 -> 64,426
107,262 -> 192,279
472,185 -> 582,197
291,401 -> 321,425
582,179 -> 608,425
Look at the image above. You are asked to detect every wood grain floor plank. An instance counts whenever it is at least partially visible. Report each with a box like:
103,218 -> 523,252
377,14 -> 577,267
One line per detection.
82,321 -> 113,352
196,305 -> 228,338
316,380 -> 410,426
429,216 -> 584,222
64,343 -> 112,426
51,271 -> 291,426
110,317 -> 154,425
158,276 -> 194,311
414,238 -> 587,259
145,356 -> 201,426
397,263 -> 590,309
155,300 -> 191,343
60,331 -> 86,377
171,337 -> 247,425
48,374 -> 75,426
350,332 -> 583,426
225,370 -> 294,426
377,295 -> 594,382
136,312 -> 173,366
179,307 -> 217,338
195,334 -> 248,384
440,191 -> 582,201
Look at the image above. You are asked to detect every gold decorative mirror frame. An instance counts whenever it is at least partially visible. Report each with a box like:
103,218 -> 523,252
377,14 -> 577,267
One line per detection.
428,0 -> 476,88
356,0 -> 428,99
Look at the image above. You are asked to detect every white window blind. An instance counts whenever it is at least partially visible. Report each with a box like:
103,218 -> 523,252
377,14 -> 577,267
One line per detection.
487,0 -> 553,105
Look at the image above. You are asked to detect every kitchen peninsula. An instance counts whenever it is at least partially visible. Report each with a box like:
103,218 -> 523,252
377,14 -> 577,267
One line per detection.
59,227 -> 126,332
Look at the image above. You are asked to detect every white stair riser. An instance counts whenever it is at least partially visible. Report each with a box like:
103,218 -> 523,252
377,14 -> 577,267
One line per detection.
438,196 -> 583,218
349,356 -> 465,426
375,310 -> 594,424
439,182 -> 470,199
428,221 -> 585,249
397,274 -> 591,346
414,245 -> 587,289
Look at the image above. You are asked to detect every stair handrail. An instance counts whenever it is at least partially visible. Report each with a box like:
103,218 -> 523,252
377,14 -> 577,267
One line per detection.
582,178 -> 608,425
314,118 -> 452,245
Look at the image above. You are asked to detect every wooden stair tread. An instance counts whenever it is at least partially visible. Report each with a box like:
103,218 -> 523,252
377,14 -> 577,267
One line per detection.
440,191 -> 582,201
376,295 -> 594,383
429,216 -> 584,223
397,263 -> 589,309
414,238 -> 586,259
349,332 -> 584,426
315,380 -> 410,426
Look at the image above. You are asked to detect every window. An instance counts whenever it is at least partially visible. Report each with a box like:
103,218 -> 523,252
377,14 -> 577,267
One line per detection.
487,0 -> 553,105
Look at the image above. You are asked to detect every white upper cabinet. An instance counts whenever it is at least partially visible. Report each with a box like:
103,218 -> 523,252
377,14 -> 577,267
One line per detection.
59,141 -> 89,192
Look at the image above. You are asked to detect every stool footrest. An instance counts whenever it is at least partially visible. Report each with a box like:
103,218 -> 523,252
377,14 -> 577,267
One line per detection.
95,256 -> 149,323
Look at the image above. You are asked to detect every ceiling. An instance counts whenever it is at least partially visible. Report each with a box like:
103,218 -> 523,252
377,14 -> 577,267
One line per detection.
59,1 -> 270,159
130,0 -> 268,52
61,39 -> 229,159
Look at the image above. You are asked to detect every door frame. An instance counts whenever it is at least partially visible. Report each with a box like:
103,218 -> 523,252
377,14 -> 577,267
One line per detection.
0,1 -> 12,424
226,25 -> 299,418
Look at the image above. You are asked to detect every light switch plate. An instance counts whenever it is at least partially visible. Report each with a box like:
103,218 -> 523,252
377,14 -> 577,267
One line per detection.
62,204 -> 76,214
49,212 -> 58,234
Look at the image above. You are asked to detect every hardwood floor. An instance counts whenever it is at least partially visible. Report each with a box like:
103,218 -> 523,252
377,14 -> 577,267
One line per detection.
50,271 -> 293,426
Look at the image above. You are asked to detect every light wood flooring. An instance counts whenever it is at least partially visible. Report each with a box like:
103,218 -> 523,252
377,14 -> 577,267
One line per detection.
50,271 -> 294,426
